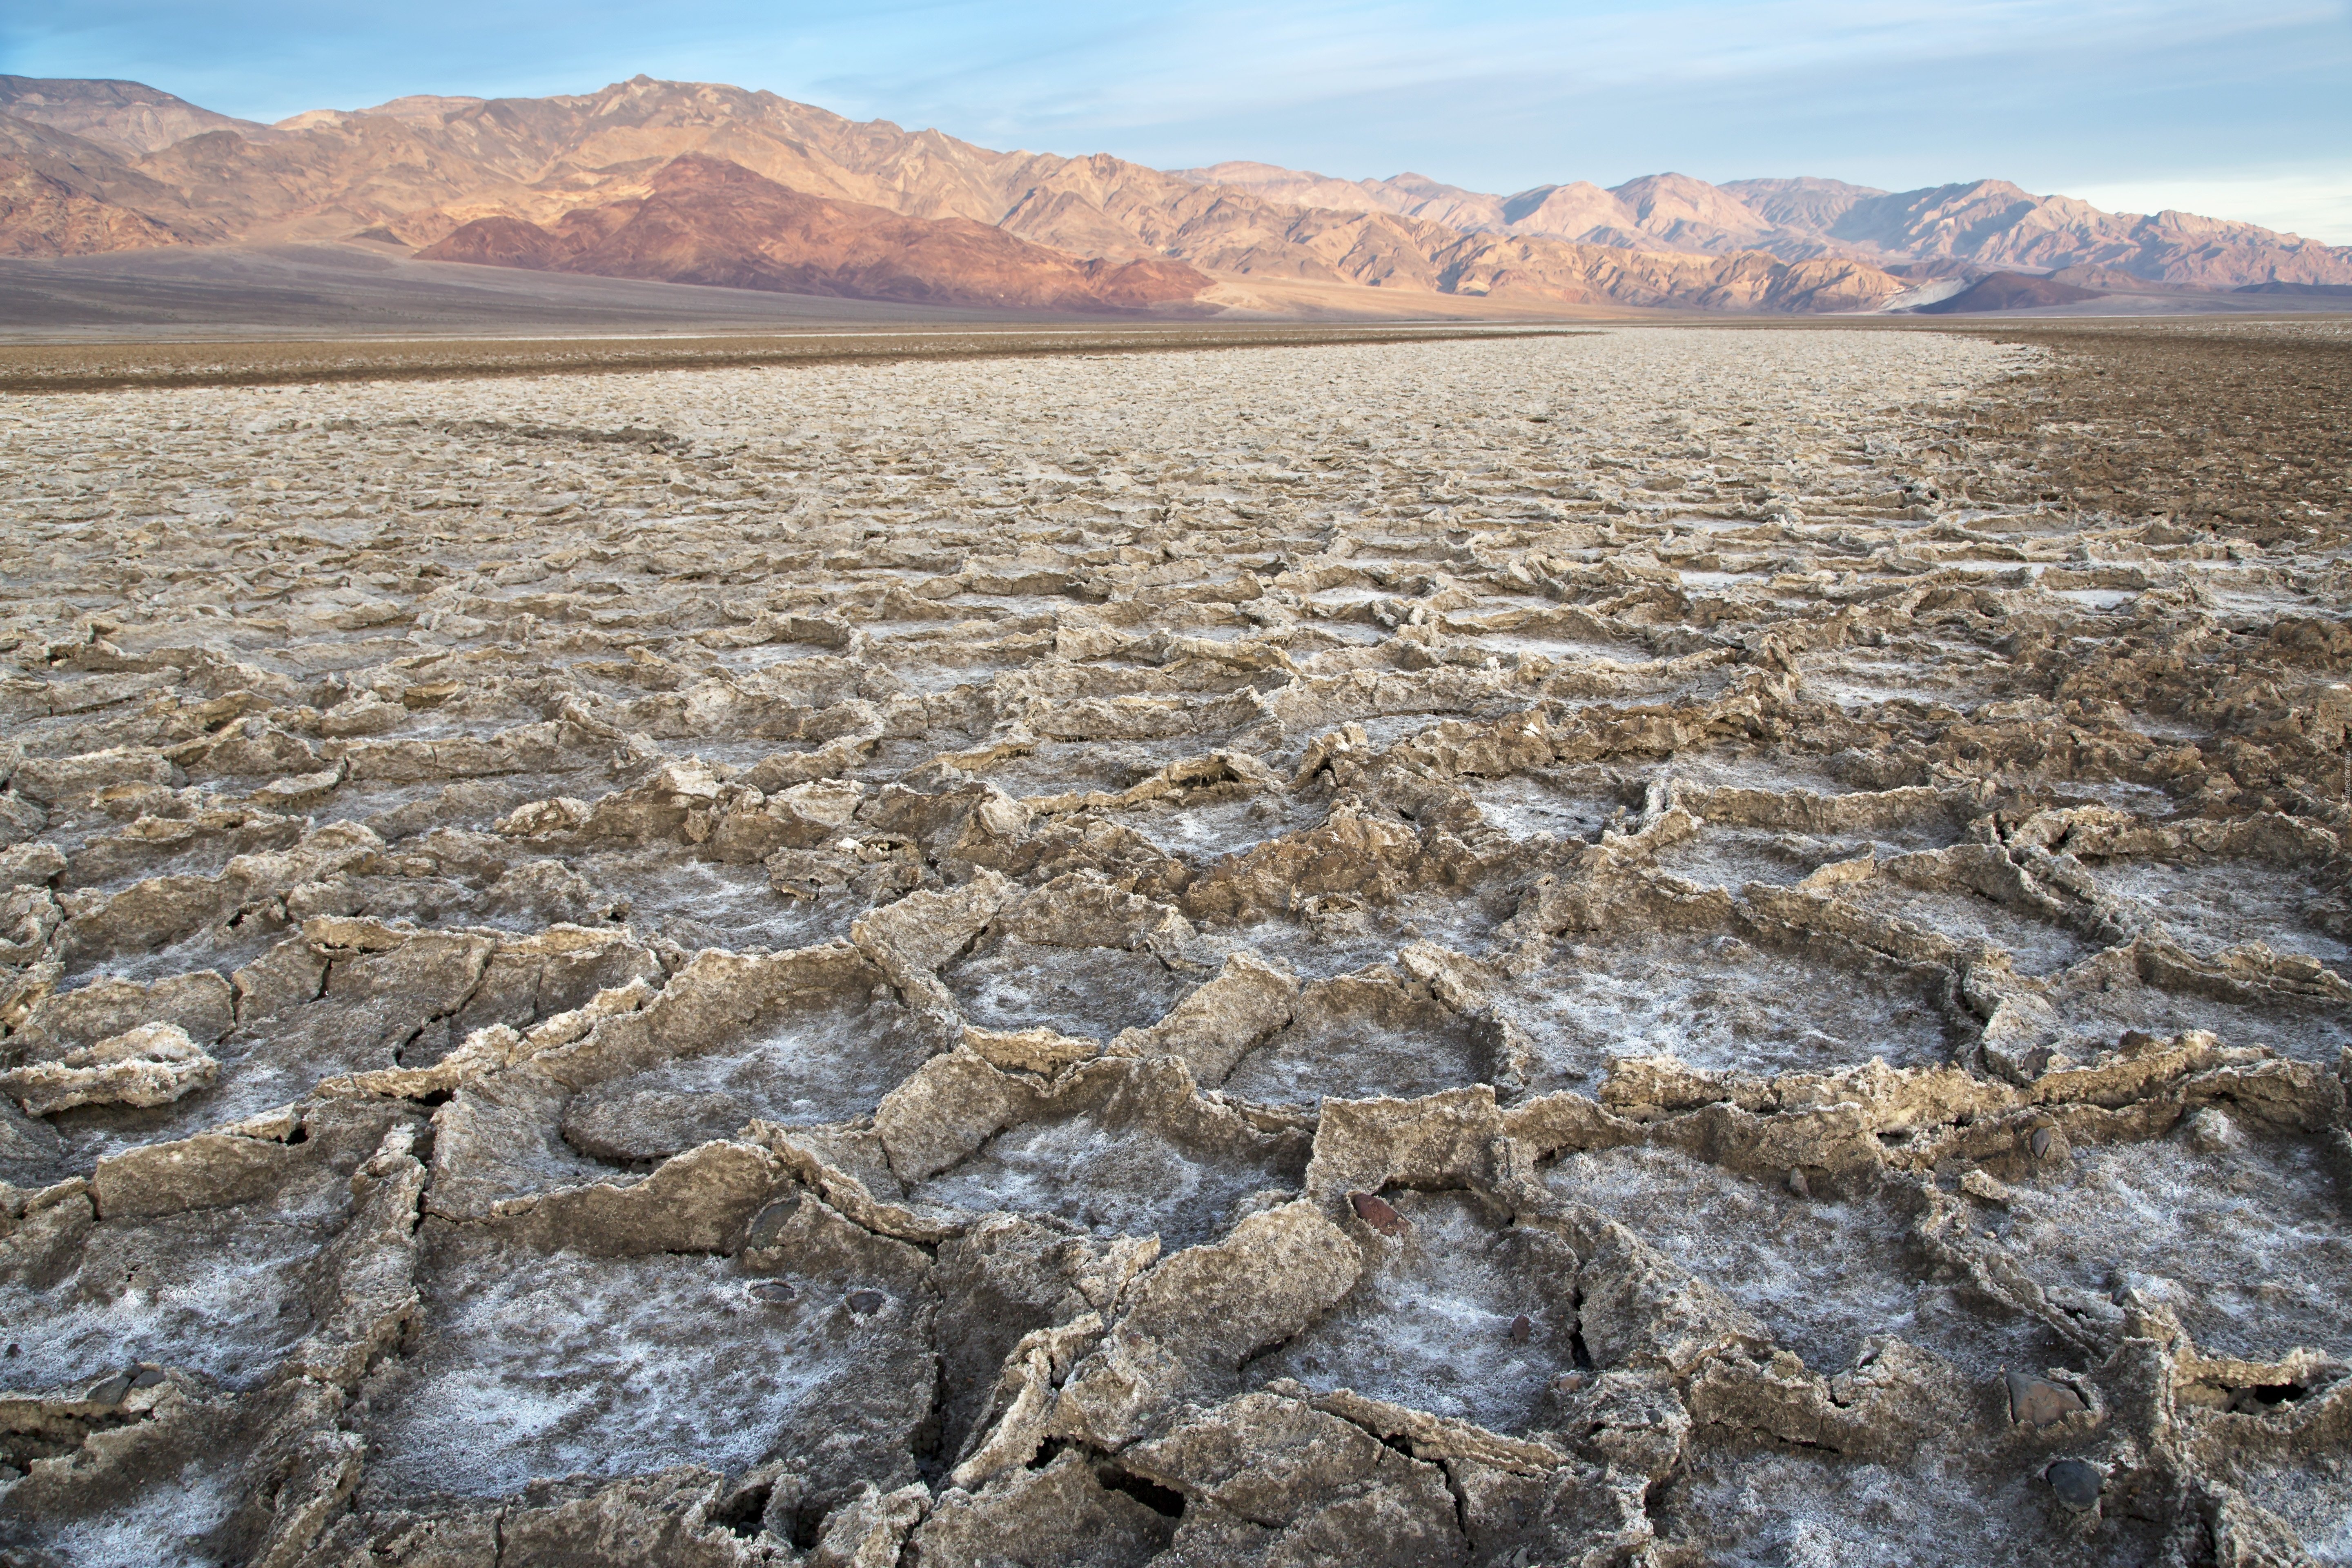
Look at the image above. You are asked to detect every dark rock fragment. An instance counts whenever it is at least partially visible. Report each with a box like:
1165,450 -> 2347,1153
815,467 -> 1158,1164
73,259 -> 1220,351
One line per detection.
743,1195 -> 802,1254
2030,1126 -> 2053,1160
846,1288 -> 887,1314
2045,1459 -> 2103,1510
1508,1314 -> 1532,1344
748,1280 -> 798,1307
1350,1191 -> 1408,1236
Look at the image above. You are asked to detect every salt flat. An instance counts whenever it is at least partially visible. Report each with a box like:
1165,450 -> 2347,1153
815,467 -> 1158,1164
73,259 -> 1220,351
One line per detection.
1,325 -> 2348,1565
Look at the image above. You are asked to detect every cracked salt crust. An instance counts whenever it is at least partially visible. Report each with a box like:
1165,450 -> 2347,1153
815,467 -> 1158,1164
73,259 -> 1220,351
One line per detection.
1,325 -> 2348,1564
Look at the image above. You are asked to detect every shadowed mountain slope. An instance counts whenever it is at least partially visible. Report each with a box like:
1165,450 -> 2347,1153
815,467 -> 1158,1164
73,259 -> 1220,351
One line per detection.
418,153 -> 1212,312
1911,271 -> 2109,314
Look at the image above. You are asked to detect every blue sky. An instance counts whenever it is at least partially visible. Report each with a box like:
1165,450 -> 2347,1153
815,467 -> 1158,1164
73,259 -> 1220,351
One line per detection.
8,1 -> 2350,241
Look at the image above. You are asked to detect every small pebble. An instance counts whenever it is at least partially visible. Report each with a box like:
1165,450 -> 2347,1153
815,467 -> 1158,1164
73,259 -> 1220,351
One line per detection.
2185,1107 -> 2239,1155
130,1367 -> 166,1390
1508,1314 -> 1532,1344
2030,1127 -> 2053,1160
1350,1192 -> 1408,1236
4,1343 -> 16,1359
2045,1458 -> 2103,1510
1550,1372 -> 1585,1396
1786,1167 -> 1811,1199
2005,1370 -> 2087,1427
85,1372 -> 133,1407
744,1198 -> 802,1253
747,1280 -> 799,1306
846,1288 -> 887,1314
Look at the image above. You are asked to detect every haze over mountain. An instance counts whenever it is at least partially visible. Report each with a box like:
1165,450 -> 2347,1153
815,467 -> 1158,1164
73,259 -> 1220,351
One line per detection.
3,74 -> 2348,317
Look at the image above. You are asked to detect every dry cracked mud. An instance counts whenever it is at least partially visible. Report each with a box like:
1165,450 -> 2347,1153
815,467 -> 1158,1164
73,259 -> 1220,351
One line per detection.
2,320 -> 2350,1566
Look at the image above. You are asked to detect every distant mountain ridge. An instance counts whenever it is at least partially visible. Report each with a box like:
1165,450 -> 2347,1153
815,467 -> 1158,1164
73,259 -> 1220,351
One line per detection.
3,73 -> 2347,316
0,76 -> 272,157
1180,162 -> 2352,291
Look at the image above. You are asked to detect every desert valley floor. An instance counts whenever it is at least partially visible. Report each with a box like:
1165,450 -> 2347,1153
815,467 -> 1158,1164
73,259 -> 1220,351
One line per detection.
1,321 -> 2349,1566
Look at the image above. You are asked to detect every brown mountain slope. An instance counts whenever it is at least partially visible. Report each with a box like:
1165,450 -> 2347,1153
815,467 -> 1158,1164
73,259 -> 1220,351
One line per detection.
1171,161 -> 1385,214
349,77 -> 1042,234
0,76 -> 271,157
1911,272 -> 2106,314
1741,177 -> 2352,287
1434,232 -> 1904,312
1190,159 -> 2352,287
1498,182 -> 1648,246
1361,172 -> 1515,230
996,153 -> 1459,289
2046,263 -> 2198,293
2236,281 -> 2352,299
1819,181 -> 2132,263
1717,177 -> 1887,236
417,212 -> 571,269
0,157 -> 184,258
132,118 -> 507,245
290,94 -> 492,127
0,116 -> 196,256
1630,172 -> 2352,285
1607,173 -> 1777,254
418,153 -> 1210,312
1175,163 -> 1664,252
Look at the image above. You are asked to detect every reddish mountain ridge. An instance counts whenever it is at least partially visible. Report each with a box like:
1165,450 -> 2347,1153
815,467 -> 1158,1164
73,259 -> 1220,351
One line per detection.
1184,163 -> 2352,290
0,114 -> 193,259
0,77 -> 1911,312
5,73 -> 2345,311
418,154 -> 1210,312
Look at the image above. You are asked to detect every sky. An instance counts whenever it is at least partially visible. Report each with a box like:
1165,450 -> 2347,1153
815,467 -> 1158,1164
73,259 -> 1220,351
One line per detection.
7,0 -> 2350,242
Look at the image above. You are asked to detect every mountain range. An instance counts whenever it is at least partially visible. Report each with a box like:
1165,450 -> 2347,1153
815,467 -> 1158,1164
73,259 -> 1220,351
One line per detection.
1178,163 -> 2352,295
417,154 -> 1211,313
4,73 -> 2348,317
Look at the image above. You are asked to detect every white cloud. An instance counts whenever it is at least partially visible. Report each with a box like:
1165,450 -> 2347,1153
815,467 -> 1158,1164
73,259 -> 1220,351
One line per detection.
2067,169 -> 2352,246
811,0 -> 2334,129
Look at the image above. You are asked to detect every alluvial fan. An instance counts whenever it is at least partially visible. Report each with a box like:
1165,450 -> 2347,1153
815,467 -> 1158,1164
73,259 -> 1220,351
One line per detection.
1,323 -> 2349,1566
